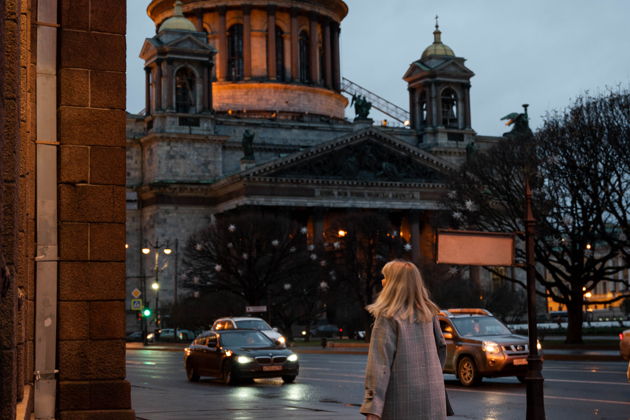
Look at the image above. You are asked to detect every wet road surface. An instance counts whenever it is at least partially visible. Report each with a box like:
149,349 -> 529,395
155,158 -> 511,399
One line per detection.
127,349 -> 630,419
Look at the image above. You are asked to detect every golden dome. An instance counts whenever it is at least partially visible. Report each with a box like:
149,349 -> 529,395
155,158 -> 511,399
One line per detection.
421,22 -> 455,59
158,0 -> 196,32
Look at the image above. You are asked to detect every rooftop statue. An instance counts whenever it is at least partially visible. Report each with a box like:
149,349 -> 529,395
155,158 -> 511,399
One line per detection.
351,94 -> 372,120
501,104 -> 533,139
242,130 -> 255,160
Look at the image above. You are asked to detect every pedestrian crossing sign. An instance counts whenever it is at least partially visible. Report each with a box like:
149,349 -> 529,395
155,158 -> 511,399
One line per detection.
131,299 -> 143,311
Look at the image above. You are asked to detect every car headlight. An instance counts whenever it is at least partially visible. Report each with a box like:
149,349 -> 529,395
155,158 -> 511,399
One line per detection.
277,336 -> 286,345
237,356 -> 253,364
537,340 -> 542,351
482,341 -> 502,354
287,353 -> 298,362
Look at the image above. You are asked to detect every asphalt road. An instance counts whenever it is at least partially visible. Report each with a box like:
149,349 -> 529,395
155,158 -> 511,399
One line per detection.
127,349 -> 630,420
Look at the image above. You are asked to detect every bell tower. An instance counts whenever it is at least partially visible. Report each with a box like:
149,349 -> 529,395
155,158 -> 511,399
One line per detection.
140,1 -> 216,131
403,18 -> 475,145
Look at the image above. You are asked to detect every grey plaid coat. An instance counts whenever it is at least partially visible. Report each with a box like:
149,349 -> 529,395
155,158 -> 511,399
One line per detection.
360,316 -> 447,419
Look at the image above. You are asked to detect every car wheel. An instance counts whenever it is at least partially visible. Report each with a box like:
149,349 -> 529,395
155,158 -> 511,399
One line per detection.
186,363 -> 199,382
457,356 -> 481,386
282,375 -> 296,384
516,375 -> 526,383
222,363 -> 237,385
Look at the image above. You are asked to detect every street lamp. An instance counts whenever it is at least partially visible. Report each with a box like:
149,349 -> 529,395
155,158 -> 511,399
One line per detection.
142,241 -> 172,338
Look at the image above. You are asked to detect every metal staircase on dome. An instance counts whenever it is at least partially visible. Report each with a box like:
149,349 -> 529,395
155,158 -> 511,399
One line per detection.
341,77 -> 410,125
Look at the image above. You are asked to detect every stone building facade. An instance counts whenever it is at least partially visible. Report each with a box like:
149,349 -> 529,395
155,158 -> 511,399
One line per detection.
126,0 -> 501,331
1,0 -> 133,419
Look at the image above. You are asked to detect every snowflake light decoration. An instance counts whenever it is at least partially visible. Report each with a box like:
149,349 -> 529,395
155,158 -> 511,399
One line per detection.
227,242 -> 233,248
447,267 -> 458,276
310,253 -> 317,260
447,191 -> 457,199
193,291 -> 199,298
195,243 -> 203,251
214,264 -> 222,272
320,260 -> 327,267
464,200 -> 474,211
333,241 -> 341,249
452,211 -> 463,220
289,246 -> 296,253
308,244 -> 315,251
403,243 -> 412,251
271,239 -> 279,247
300,227 -> 308,234
228,224 -> 236,232
242,253 -> 248,260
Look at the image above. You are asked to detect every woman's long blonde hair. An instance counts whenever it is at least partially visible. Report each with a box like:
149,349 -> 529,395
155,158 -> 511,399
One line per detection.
366,259 -> 439,322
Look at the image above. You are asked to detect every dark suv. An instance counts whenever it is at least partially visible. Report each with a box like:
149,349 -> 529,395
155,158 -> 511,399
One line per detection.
438,308 -> 539,386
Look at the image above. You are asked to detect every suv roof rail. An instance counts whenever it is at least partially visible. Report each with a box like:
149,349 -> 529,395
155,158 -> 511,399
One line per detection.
441,308 -> 493,317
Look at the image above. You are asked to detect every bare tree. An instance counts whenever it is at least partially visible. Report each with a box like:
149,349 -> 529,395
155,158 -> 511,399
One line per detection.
323,212 -> 412,339
444,91 -> 630,343
182,213 -> 321,317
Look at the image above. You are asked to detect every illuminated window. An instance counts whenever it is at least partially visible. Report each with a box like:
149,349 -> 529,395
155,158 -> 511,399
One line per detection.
441,87 -> 458,128
175,67 -> 196,113
228,24 -> 244,81
299,30 -> 310,83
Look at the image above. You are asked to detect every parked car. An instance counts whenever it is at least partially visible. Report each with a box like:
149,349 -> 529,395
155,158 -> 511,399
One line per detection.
125,331 -> 154,343
310,324 -> 340,338
212,317 -> 286,347
619,328 -> 630,381
184,330 -> 299,384
438,308 -> 541,386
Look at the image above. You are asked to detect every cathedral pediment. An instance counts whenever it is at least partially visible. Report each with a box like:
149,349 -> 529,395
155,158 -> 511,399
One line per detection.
245,128 -> 455,185
165,34 -> 215,52
403,57 -> 474,82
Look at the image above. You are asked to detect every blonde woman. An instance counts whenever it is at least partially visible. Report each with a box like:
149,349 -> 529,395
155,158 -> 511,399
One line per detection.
360,259 -> 448,420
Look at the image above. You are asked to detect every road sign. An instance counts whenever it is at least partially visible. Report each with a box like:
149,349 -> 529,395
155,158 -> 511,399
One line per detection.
131,299 -> 143,311
131,288 -> 141,298
245,305 -> 267,313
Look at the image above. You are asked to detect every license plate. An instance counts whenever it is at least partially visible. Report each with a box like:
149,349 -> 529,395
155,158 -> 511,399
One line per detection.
262,365 -> 283,371
513,358 -> 528,366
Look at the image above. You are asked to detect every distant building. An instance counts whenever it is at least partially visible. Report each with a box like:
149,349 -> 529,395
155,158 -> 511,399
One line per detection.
125,0 -> 503,330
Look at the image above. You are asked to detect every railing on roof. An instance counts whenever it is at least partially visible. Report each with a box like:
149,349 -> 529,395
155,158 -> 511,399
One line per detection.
341,77 -> 410,125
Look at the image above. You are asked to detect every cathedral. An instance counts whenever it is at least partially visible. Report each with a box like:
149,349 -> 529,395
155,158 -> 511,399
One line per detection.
125,0 -> 501,329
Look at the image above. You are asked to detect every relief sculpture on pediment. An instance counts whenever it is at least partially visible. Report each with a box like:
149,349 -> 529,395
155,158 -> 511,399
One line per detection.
270,140 -> 444,183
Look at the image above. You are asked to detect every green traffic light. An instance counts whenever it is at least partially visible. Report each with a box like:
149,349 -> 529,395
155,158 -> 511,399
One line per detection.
142,308 -> 152,317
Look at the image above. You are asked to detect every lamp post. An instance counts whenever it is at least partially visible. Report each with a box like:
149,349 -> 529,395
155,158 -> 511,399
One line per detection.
142,241 -> 172,339
520,104 -> 546,420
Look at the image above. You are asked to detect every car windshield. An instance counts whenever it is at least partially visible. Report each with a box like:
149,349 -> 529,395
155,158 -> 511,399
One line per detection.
451,316 -> 512,337
235,319 -> 272,330
220,331 -> 274,348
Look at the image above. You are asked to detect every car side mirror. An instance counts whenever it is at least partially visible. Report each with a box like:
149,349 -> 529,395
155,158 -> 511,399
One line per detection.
443,332 -> 453,340
273,327 -> 278,332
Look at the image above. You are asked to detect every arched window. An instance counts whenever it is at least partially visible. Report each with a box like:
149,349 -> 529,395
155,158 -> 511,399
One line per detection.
275,26 -> 285,81
227,24 -> 244,81
441,88 -> 458,128
299,30 -> 310,83
175,67 -> 196,113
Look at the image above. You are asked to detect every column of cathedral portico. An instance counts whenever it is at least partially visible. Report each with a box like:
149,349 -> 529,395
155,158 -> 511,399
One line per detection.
243,6 -> 252,80
155,62 -> 163,111
323,18 -> 332,88
309,14 -> 319,83
290,8 -> 299,81
331,22 -> 341,91
218,7 -> 228,81
464,85 -> 472,129
145,68 -> 151,114
409,211 -> 421,266
267,6 -> 277,79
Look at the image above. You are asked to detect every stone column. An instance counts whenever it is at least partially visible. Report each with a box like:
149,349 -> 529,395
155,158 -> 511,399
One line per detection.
309,15 -> 318,84
155,62 -> 162,111
464,84 -> 472,129
202,63 -> 209,111
218,7 -> 228,81
409,211 -> 421,266
408,87 -> 416,129
165,60 -> 174,111
323,18 -> 332,89
331,22 -> 341,91
290,8 -> 299,81
206,63 -> 213,111
145,67 -> 151,114
431,82 -> 438,128
243,5 -> 252,80
312,210 -> 325,245
267,6 -> 277,80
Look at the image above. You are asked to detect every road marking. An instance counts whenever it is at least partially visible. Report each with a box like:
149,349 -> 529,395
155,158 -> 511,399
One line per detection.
298,376 -> 363,385
449,388 -> 630,406
546,378 -> 629,386
126,360 -> 157,366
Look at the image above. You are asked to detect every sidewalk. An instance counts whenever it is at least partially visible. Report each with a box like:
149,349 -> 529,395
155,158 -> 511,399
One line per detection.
126,340 -> 623,361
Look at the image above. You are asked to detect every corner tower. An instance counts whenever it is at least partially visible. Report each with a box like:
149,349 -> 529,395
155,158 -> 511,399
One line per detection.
147,0 -> 349,120
403,20 -> 475,145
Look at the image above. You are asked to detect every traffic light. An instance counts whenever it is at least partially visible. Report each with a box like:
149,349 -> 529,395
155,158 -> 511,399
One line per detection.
142,307 -> 152,318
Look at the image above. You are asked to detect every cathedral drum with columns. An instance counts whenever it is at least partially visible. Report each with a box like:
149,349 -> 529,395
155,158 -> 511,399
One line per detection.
125,1 -> 501,330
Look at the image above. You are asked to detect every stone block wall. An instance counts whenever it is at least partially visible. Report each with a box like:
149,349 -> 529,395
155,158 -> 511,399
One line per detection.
57,0 -> 134,418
